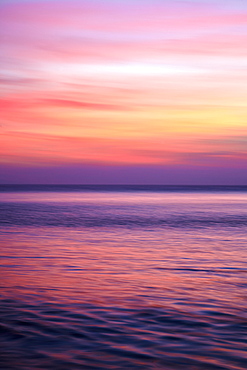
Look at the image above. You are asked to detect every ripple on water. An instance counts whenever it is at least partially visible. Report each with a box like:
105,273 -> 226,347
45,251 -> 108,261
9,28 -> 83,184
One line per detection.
1,299 -> 247,370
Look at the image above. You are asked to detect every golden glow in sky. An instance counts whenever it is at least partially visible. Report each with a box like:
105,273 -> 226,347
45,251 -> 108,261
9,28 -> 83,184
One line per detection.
0,0 -> 247,181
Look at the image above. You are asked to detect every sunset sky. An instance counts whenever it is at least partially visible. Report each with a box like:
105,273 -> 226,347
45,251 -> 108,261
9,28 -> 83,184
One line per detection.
1,0 -> 247,184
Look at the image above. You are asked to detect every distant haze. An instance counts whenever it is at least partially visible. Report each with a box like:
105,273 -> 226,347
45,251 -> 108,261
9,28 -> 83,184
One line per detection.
0,164 -> 246,185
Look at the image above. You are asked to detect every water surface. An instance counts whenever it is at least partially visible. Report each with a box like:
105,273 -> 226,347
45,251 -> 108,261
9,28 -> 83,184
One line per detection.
0,185 -> 247,369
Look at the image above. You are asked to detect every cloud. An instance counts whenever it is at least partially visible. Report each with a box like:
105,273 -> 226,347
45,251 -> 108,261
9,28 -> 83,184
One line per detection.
1,130 -> 247,168
0,97 -> 133,112
0,77 -> 42,85
41,99 -> 133,111
3,0 -> 247,32
1,0 -> 246,174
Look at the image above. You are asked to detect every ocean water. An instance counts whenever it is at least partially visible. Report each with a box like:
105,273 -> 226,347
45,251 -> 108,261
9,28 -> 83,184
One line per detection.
0,185 -> 246,370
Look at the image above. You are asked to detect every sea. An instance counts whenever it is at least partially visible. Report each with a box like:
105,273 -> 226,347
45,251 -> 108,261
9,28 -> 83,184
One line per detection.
0,185 -> 246,370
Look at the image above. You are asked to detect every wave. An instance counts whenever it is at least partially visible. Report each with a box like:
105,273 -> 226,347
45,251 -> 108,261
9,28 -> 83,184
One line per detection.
1,203 -> 247,229
1,298 -> 246,370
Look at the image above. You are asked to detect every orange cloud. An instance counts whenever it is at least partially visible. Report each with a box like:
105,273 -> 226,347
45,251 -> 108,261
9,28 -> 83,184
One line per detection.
1,0 -> 246,171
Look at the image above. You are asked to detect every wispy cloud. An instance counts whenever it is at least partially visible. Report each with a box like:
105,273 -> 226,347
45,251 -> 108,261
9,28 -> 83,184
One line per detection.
1,0 -> 247,178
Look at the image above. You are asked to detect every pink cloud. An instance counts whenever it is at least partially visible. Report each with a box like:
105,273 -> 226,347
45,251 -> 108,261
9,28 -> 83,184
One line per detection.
2,1 -> 246,32
1,128 -> 247,168
1,0 -> 246,78
1,0 -> 246,172
41,99 -> 132,111
0,96 -> 134,116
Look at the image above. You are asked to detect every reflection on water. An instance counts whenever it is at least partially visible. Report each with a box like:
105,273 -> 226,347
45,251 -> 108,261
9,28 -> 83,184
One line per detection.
0,187 -> 247,369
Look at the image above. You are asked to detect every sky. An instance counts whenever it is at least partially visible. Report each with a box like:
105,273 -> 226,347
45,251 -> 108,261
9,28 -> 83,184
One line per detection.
0,0 -> 247,184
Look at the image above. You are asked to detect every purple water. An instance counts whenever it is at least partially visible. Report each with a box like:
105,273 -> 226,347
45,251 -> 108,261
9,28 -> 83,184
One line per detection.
0,186 -> 247,369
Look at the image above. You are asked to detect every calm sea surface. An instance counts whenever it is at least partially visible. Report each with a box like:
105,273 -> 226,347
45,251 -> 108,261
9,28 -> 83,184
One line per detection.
0,185 -> 247,369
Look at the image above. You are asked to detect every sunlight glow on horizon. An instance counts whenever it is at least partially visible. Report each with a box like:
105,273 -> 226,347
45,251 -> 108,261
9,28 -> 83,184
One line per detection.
0,0 -> 247,183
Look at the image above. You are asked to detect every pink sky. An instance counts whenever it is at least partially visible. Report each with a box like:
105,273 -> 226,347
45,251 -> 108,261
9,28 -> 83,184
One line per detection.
0,0 -> 247,183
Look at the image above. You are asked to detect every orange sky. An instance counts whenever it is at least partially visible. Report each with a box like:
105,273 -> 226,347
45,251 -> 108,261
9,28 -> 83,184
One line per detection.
0,0 -> 247,183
